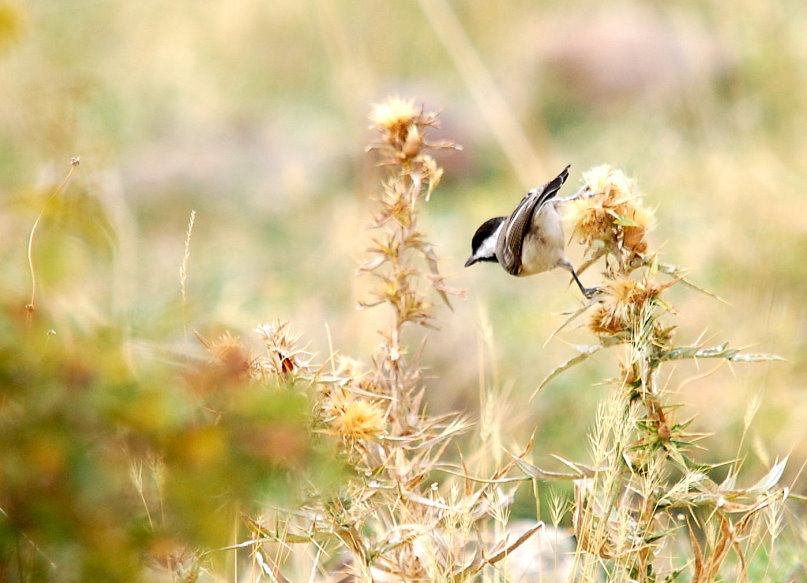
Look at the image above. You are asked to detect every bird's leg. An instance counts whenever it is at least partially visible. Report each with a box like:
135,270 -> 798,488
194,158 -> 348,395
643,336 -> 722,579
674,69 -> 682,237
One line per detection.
558,258 -> 598,299
571,269 -> 598,299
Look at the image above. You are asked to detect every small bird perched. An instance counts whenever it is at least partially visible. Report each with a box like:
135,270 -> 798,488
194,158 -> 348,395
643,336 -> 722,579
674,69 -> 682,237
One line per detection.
464,165 -> 596,298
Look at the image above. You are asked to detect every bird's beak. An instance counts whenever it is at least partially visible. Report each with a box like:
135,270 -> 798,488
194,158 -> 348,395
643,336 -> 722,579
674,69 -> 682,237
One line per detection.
464,256 -> 477,268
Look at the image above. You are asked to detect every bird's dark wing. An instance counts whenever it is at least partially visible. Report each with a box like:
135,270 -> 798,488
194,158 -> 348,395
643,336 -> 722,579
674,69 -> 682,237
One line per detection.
498,165 -> 570,275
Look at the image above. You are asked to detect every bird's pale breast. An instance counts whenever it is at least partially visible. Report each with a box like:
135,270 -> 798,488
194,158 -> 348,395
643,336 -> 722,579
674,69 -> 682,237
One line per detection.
518,204 -> 566,276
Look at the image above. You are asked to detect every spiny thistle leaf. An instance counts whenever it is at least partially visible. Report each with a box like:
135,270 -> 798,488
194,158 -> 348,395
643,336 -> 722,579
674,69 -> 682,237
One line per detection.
531,344 -> 604,400
662,343 -> 783,362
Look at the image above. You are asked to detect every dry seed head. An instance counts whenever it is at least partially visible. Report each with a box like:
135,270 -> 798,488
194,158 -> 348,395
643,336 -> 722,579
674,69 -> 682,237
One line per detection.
588,276 -> 639,335
567,165 -> 653,255
403,124 -> 423,158
207,331 -> 251,379
252,320 -> 312,378
583,164 -> 636,201
565,194 -> 614,245
371,96 -> 419,136
369,96 -> 448,171
334,356 -> 366,383
621,203 -> 654,255
589,304 -> 628,336
331,395 -> 386,441
588,275 -> 664,336
609,274 -> 642,304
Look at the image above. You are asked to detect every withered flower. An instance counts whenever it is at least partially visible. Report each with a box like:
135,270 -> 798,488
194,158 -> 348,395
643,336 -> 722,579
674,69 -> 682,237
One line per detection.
252,320 -> 312,380
565,165 -> 653,258
330,395 -> 386,441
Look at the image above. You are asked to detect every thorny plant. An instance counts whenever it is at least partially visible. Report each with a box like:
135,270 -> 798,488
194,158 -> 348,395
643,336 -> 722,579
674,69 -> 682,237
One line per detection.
12,98 -> 799,583
131,107 -> 797,582
9,102 -> 801,582
357,96 -> 461,435
220,121 -> 796,583
173,107 -> 796,582
513,165 -> 791,582
214,98 -> 547,582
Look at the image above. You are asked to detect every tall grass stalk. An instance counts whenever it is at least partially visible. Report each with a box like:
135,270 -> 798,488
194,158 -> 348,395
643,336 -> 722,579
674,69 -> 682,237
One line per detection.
25,156 -> 80,321
180,209 -> 196,339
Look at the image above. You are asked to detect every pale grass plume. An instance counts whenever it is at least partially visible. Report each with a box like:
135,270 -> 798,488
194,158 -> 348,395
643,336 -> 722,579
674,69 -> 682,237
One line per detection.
180,208 -> 196,337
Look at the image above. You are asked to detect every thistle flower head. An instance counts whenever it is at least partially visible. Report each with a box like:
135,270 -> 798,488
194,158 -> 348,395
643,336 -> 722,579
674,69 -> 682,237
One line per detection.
370,97 -> 430,161
566,165 -> 653,258
583,164 -> 635,201
588,274 -> 667,336
369,97 -> 457,197
330,394 -> 386,441
371,96 -> 419,137
252,320 -> 312,379
334,356 -> 366,383
206,331 -> 251,380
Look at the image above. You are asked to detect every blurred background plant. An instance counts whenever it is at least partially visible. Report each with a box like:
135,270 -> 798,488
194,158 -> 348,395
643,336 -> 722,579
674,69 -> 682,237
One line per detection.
1,207 -> 346,580
2,0 -> 807,580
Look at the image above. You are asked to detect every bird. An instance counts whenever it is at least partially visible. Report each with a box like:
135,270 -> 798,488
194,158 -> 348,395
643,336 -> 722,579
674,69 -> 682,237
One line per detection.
464,165 -> 596,299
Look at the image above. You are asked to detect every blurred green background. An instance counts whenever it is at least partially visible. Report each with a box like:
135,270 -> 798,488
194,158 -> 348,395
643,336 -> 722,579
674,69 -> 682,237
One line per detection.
2,0 -> 806,513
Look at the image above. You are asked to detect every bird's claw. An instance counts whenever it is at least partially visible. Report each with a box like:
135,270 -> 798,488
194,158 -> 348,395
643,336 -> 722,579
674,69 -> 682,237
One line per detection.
583,286 -> 601,300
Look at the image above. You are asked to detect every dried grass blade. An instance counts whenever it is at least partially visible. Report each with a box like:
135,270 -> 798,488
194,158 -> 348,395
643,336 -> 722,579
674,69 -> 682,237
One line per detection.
687,518 -> 704,583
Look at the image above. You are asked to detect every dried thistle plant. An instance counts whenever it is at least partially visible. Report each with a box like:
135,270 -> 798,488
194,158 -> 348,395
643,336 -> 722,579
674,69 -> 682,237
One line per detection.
360,97 -> 462,432
212,111 -> 793,582
239,99 -> 552,583
525,165 -> 790,582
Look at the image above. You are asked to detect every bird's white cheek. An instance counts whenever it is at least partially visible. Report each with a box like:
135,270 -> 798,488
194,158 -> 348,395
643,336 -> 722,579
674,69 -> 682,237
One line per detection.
477,235 -> 498,260
473,222 -> 504,261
